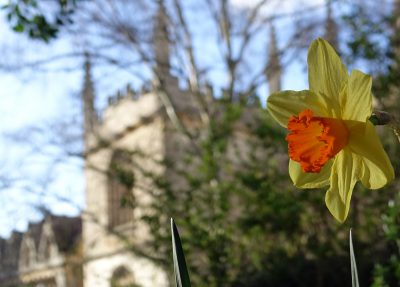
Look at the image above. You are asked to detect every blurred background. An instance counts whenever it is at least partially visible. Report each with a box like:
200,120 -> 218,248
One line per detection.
0,0 -> 399,286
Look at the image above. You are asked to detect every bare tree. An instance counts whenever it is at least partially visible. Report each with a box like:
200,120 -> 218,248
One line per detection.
4,1 -> 397,286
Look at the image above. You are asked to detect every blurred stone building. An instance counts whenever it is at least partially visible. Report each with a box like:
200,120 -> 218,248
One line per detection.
0,215 -> 82,286
0,1 -> 289,286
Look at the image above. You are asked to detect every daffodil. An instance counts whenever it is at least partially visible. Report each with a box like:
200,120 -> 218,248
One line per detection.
267,38 -> 394,222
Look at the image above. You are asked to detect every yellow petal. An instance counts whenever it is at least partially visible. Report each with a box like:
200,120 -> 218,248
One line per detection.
325,148 -> 361,223
347,121 -> 394,189
341,70 -> 372,121
308,38 -> 348,117
267,90 -> 330,127
289,159 -> 332,188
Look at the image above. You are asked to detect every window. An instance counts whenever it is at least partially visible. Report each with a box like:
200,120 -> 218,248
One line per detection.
108,150 -> 135,228
44,238 -> 51,259
110,266 -> 138,287
20,241 -> 30,268
20,238 -> 35,269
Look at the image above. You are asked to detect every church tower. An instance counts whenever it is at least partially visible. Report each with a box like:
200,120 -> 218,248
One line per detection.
154,0 -> 171,84
81,2 -> 186,287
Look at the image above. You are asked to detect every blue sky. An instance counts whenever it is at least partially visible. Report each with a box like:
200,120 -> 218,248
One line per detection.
0,0 -> 326,237
0,17 -> 85,235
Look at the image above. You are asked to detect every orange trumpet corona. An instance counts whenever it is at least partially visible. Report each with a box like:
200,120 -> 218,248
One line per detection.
286,109 -> 349,173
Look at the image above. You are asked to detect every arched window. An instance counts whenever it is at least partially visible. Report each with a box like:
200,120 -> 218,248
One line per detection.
108,150 -> 135,229
110,266 -> 138,287
19,238 -> 35,269
20,241 -> 30,268
39,236 -> 52,261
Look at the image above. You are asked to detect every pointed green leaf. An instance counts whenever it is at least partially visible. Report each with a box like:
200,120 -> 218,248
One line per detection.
171,218 -> 191,287
350,229 -> 359,287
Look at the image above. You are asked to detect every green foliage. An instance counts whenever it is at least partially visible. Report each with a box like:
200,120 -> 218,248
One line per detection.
133,88 -> 400,286
342,4 -> 389,66
370,193 -> 400,286
109,159 -> 136,208
344,4 -> 400,286
371,264 -> 390,287
140,101 -> 390,286
2,0 -> 78,42
111,163 -> 135,190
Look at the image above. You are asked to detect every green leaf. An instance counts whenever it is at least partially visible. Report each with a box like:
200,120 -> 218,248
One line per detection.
350,229 -> 360,287
171,218 -> 191,287
13,23 -> 24,32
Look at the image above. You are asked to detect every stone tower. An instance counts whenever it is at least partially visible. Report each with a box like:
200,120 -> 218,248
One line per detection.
82,52 -> 97,147
154,0 -> 171,84
266,23 -> 282,94
82,87 -> 170,287
81,2 -> 197,286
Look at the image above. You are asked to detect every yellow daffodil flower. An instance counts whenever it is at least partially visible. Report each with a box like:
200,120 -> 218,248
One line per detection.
267,38 -> 395,223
